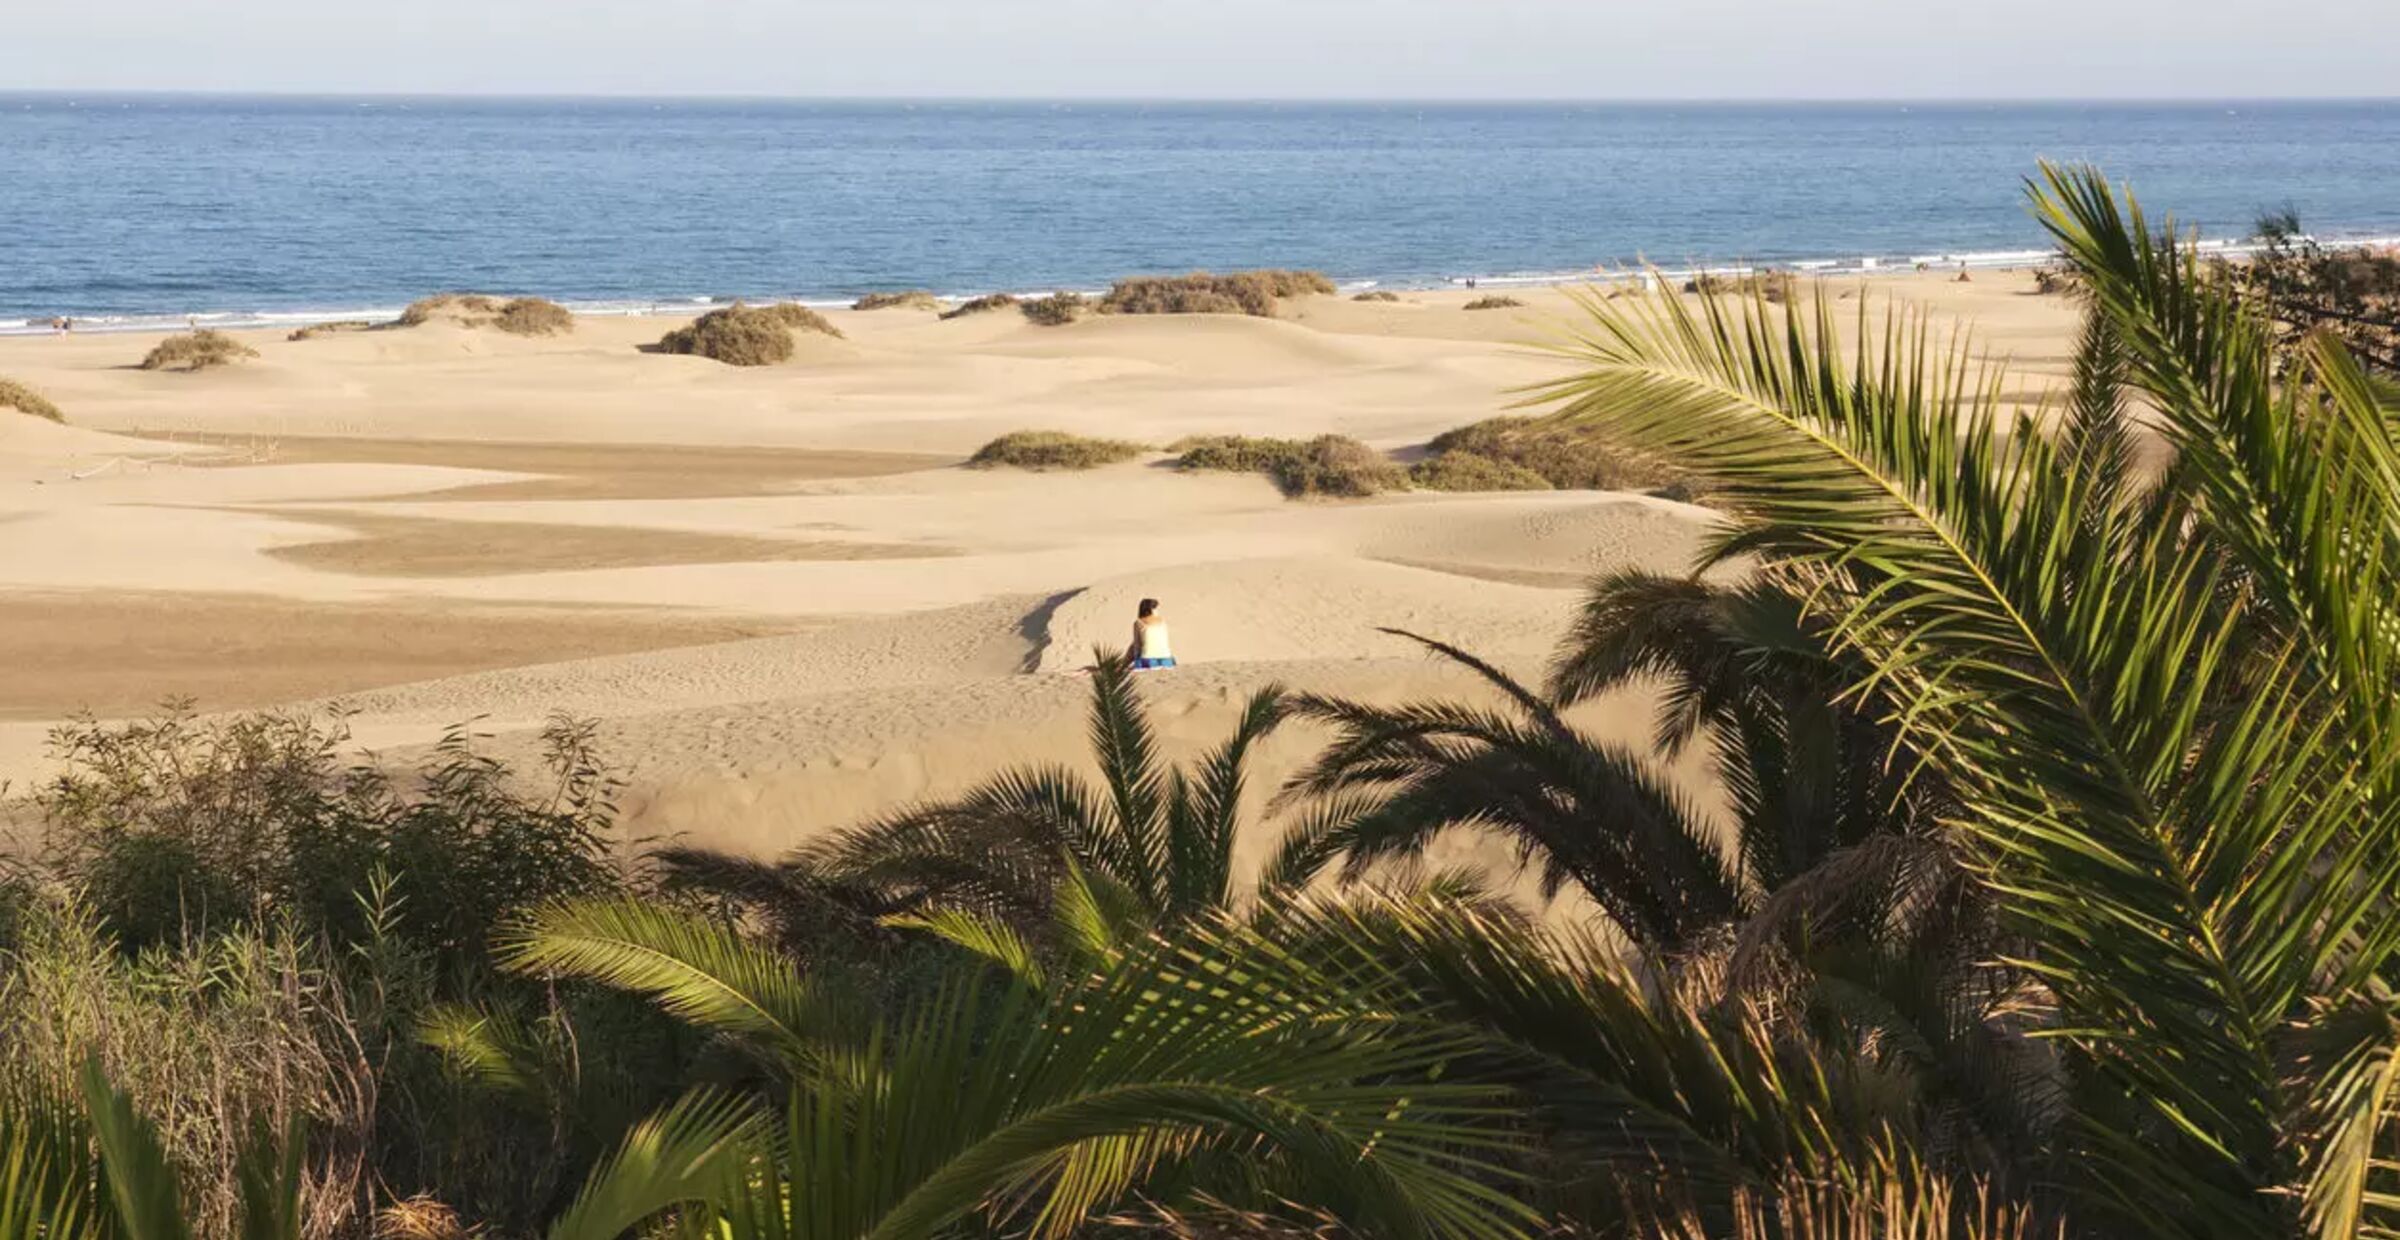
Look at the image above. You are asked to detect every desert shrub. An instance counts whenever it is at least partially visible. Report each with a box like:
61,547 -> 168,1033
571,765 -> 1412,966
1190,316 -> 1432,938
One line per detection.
1407,449 -> 1552,492
1424,415 -> 1688,493
35,707 -> 619,966
490,296 -> 574,336
940,292 -> 1020,320
0,898 -> 378,1238
1681,272 -> 1795,302
1099,269 -> 1335,318
2031,266 -> 2082,296
396,293 -> 500,327
395,294 -> 573,335
1021,291 -> 1091,326
1170,433 -> 1400,498
655,304 -> 796,366
1352,290 -> 1403,303
968,430 -> 1149,470
0,376 -> 63,421
1462,295 -> 1524,311
851,290 -> 943,312
138,329 -> 259,371
288,319 -> 373,341
760,301 -> 844,338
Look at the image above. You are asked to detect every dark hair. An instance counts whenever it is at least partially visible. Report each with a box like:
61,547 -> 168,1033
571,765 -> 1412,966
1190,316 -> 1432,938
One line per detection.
1138,598 -> 1159,619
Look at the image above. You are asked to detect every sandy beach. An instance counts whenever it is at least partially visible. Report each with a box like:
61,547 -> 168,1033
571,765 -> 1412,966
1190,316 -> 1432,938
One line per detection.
0,274 -> 2082,876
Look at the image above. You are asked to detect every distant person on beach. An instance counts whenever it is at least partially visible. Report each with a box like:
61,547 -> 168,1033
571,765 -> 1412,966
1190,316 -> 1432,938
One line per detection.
1128,598 -> 1176,670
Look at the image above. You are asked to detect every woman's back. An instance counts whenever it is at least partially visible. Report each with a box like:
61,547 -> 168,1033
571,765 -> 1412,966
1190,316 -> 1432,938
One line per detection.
1138,618 -> 1173,659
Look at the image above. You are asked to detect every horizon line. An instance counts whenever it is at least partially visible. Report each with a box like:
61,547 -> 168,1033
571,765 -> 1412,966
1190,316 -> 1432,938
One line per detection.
6,89 -> 2397,106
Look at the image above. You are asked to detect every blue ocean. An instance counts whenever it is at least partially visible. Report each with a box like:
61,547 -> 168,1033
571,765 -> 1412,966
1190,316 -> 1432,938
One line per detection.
4,95 -> 2397,331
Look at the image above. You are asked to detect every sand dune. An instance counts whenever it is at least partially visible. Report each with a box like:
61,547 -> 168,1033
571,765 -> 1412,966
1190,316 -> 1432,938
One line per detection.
0,274 -> 2082,878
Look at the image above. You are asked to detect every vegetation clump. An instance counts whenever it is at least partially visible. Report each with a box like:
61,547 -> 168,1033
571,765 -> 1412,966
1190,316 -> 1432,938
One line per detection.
1681,271 -> 1796,302
759,301 -> 845,338
1099,269 -> 1336,318
1462,295 -> 1524,310
1405,449 -> 1551,491
2226,209 -> 2400,373
1422,415 -> 1687,493
138,329 -> 259,372
395,293 -> 574,336
967,430 -> 1148,471
850,290 -> 943,312
938,292 -> 1019,320
1170,433 -> 1402,498
0,376 -> 64,421
1352,290 -> 1403,302
1020,291 -> 1091,326
654,304 -> 797,366
286,319 -> 373,341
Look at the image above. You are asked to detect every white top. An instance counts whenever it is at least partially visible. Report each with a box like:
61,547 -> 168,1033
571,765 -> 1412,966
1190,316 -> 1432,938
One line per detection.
1137,619 -> 1173,659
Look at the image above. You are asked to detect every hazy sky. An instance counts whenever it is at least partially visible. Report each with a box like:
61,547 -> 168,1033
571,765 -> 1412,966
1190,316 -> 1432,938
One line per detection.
5,0 -> 2392,99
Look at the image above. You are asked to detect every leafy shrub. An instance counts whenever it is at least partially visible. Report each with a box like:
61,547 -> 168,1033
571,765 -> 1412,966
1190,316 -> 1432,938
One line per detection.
1424,415 -> 1687,493
1407,449 -> 1552,492
34,707 -> 619,966
0,376 -> 63,421
759,301 -> 844,338
2031,266 -> 2082,295
1100,269 -> 1334,318
967,430 -> 1149,470
1170,433 -> 1401,498
138,329 -> 259,371
1021,292 -> 1091,326
851,290 -> 943,312
490,297 -> 574,336
1352,290 -> 1403,303
1681,272 -> 1795,303
1462,295 -> 1524,311
654,304 -> 796,366
287,320 -> 373,341
395,294 -> 573,335
940,293 -> 1020,320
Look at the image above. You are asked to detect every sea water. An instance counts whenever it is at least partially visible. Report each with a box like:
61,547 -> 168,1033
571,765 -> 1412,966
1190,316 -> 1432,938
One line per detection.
3,95 -> 2396,331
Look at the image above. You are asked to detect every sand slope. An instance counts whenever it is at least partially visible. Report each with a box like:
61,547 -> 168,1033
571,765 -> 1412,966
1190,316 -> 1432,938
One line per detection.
0,275 -> 2081,882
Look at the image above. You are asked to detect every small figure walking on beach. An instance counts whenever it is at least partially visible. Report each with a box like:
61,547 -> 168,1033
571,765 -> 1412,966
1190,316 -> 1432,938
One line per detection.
1128,598 -> 1176,670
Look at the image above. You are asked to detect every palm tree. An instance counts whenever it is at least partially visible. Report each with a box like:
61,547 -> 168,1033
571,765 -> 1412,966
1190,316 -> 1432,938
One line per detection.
712,651 -> 1324,957
1521,161 -> 2400,1238
501,897 -> 1532,1240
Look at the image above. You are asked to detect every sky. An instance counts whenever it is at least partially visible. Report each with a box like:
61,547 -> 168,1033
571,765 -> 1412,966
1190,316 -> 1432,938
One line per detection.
3,0 -> 2393,100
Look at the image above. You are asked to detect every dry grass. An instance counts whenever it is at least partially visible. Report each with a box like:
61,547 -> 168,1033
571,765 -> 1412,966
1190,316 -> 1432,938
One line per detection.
1461,295 -> 1524,311
1352,290 -> 1403,303
2032,267 -> 2082,296
395,294 -> 574,336
1682,272 -> 1797,303
1170,433 -> 1402,498
1407,449 -> 1552,492
287,320 -> 374,342
1100,270 -> 1336,318
1021,292 -> 1092,327
760,302 -> 845,338
654,305 -> 796,366
139,329 -> 260,372
851,290 -> 943,312
939,293 -> 1020,320
967,430 -> 1149,471
0,377 -> 64,421
1424,415 -> 1688,493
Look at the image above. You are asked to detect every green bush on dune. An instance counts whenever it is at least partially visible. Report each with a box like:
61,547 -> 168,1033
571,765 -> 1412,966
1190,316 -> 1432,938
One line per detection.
654,304 -> 797,366
851,290 -> 943,312
1352,290 -> 1403,302
1099,269 -> 1335,318
396,292 -> 575,335
939,292 -> 1020,320
0,376 -> 64,421
1420,414 -> 1689,493
1020,291 -> 1091,326
1170,432 -> 1403,497
138,329 -> 259,372
1461,294 -> 1524,310
1406,448 -> 1551,492
759,301 -> 845,338
286,319 -> 373,341
967,430 -> 1149,470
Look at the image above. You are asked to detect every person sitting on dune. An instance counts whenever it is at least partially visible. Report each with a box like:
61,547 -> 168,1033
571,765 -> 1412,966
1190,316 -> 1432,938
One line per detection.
1128,597 -> 1176,670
